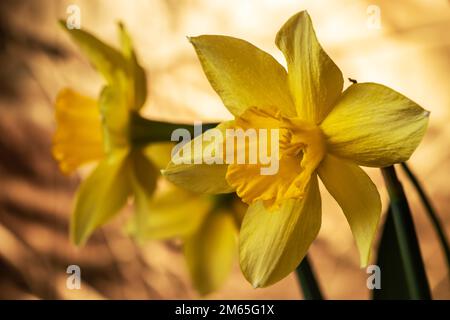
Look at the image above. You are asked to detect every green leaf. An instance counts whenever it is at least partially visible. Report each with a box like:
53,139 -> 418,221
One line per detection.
295,254 -> 323,300
373,207 -> 409,299
378,165 -> 431,299
400,162 -> 450,275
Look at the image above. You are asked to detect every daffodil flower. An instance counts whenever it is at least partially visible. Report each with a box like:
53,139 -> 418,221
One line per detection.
163,11 -> 429,287
128,189 -> 244,295
53,22 -> 170,245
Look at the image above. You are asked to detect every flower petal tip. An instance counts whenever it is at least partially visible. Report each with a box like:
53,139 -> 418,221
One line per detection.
70,233 -> 85,248
186,35 -> 197,44
299,9 -> 308,16
359,255 -> 370,269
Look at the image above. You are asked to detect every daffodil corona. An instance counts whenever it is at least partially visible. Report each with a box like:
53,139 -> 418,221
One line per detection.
163,11 -> 429,287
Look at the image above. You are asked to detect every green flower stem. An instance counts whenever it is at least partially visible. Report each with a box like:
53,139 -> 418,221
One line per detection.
295,254 -> 323,300
400,162 -> 450,274
130,112 -> 219,146
381,165 -> 431,299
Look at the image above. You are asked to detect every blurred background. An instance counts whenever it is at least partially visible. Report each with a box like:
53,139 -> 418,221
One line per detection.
0,0 -> 449,299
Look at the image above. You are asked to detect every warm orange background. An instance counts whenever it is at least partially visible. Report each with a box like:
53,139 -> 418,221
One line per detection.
0,0 -> 448,299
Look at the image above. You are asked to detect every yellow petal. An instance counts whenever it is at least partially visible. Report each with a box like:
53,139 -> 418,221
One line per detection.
128,150 -> 176,239
190,35 -> 296,117
162,122 -> 234,194
321,83 -> 430,167
99,83 -> 130,149
142,142 -> 175,170
317,154 -> 381,266
163,163 -> 232,194
60,21 -> 127,85
129,149 -> 158,197
239,175 -> 321,287
52,88 -> 104,174
117,23 -> 147,111
71,149 -> 130,245
184,210 -> 238,295
62,22 -> 147,141
127,187 -> 212,240
275,11 -> 343,123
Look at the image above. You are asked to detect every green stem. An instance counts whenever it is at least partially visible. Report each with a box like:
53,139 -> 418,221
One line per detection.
400,162 -> 450,274
381,165 -> 431,299
295,254 -> 323,300
130,112 -> 219,146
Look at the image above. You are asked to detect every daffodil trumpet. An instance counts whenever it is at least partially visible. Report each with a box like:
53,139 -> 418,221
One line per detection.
163,10 -> 430,288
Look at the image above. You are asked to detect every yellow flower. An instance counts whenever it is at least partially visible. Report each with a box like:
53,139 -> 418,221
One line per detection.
127,189 -> 244,295
53,22 -> 167,245
163,11 -> 429,287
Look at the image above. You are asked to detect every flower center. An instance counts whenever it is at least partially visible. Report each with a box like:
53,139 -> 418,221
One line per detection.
279,117 -> 326,199
225,107 -> 326,208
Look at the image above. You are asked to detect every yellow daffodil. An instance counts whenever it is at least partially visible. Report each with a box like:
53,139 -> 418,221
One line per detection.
128,189 -> 244,295
163,11 -> 429,287
53,22 -> 169,245
54,22 -> 241,295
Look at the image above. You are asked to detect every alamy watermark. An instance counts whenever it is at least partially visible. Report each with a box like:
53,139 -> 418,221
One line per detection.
66,264 -> 81,290
366,5 -> 381,30
170,122 -> 280,175
66,4 -> 81,30
366,264 -> 381,290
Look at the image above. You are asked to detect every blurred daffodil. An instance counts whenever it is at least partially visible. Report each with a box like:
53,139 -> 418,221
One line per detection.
163,11 -> 429,287
53,22 -> 172,245
53,22 -> 239,295
128,189 -> 244,295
